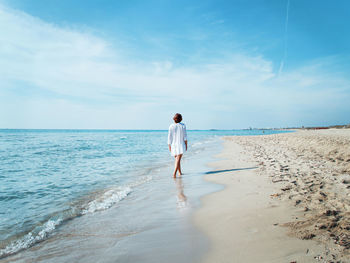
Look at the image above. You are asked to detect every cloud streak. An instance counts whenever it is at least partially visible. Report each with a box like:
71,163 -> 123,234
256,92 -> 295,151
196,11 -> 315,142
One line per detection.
278,0 -> 290,76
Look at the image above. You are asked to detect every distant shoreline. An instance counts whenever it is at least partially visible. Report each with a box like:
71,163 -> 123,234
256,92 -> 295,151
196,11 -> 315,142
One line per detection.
0,123 -> 349,131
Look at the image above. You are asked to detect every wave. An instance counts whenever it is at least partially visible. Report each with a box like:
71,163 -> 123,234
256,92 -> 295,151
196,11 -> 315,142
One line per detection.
81,186 -> 131,214
0,218 -> 62,259
191,137 -> 217,148
0,177 -> 150,259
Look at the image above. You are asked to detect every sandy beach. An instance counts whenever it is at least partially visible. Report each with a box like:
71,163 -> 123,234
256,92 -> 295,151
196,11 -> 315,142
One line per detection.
194,129 -> 350,262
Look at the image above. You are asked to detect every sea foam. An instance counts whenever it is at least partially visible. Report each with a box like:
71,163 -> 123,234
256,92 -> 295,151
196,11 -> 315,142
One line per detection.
81,186 -> 132,214
0,218 -> 62,258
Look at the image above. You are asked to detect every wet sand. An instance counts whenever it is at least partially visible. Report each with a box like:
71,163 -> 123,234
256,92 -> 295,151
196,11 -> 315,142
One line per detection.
194,129 -> 350,262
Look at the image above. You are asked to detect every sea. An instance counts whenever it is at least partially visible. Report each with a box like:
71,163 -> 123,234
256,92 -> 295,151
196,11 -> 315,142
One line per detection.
0,129 -> 290,262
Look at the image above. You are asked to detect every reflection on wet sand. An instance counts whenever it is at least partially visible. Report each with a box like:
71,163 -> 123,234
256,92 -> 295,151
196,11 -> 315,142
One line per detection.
174,177 -> 188,209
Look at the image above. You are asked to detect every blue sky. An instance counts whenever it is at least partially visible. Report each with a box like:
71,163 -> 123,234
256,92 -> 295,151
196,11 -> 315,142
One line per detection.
0,0 -> 349,129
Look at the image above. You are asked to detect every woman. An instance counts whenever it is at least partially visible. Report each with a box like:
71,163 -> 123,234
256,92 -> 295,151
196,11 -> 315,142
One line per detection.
168,113 -> 188,178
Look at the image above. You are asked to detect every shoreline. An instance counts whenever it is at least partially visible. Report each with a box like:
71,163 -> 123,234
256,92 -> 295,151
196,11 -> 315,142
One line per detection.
1,134 -> 222,263
193,129 -> 350,262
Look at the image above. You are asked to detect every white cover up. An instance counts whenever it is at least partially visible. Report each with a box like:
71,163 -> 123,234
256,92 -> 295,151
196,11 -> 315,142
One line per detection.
167,123 -> 187,156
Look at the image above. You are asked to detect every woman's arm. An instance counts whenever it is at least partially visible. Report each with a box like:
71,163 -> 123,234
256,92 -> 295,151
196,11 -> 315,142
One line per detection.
167,125 -> 173,152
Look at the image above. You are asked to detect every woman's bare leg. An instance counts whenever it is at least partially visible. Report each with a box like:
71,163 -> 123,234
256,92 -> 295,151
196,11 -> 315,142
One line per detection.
173,156 -> 178,178
173,154 -> 183,178
178,154 -> 183,176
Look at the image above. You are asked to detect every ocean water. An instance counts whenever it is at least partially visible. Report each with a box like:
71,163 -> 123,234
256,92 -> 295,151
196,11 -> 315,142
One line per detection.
0,129 -> 290,260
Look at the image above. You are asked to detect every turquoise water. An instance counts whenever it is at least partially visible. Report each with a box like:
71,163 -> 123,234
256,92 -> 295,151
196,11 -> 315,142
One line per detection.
0,129 -> 290,258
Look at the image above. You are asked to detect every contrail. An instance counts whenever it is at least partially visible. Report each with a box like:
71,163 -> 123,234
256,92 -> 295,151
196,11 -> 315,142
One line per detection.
278,0 -> 290,76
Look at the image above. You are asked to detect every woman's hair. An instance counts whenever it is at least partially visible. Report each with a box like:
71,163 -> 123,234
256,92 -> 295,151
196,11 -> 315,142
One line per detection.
173,113 -> 182,123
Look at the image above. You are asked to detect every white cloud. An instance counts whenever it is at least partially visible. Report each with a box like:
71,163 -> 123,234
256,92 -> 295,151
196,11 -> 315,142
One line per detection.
0,4 -> 349,129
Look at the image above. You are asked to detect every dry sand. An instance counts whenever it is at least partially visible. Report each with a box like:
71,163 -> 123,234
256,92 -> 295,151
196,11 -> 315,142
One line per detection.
194,129 -> 350,263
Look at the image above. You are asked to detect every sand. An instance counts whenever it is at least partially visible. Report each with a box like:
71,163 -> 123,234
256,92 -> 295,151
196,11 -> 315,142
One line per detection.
194,129 -> 350,263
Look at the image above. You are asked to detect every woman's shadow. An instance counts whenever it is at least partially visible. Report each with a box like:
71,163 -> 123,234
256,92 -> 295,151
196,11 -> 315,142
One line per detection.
174,177 -> 188,209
